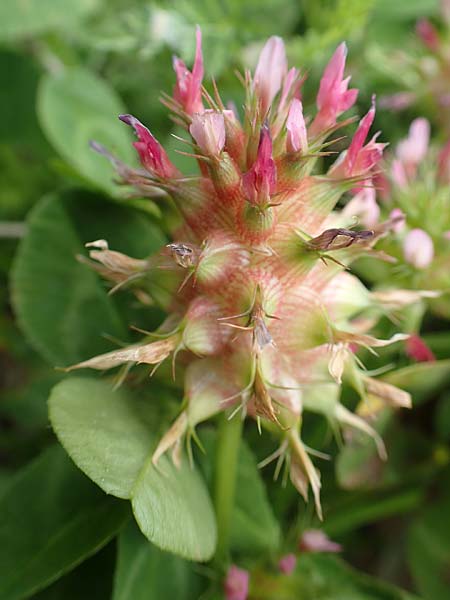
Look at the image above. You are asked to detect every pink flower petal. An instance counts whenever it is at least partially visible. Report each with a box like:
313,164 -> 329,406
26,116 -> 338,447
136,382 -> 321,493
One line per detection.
286,98 -> 307,153
396,118 -> 430,167
343,185 -> 380,227
118,114 -> 178,178
254,36 -> 288,115
310,42 -> 358,134
243,125 -> 276,205
173,26 -> 204,115
190,110 -> 226,156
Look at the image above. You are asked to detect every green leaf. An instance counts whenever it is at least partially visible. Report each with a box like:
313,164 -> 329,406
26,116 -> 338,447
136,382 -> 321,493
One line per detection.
11,190 -> 165,366
0,0 -> 99,41
48,376 -> 217,561
199,429 -> 280,554
231,440 -> 280,553
382,360 -> 450,405
113,520 -> 203,600
424,332 -> 450,361
323,485 -> 423,538
38,67 -> 134,196
33,543 -> 116,600
0,445 -> 129,600
0,51 -> 46,146
290,554 -> 419,600
408,496 -> 450,600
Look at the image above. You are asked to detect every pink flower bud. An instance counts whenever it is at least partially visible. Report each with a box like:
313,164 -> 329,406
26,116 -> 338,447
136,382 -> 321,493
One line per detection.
389,208 -> 406,233
342,185 -> 380,227
331,98 -> 385,178
310,42 -> 358,135
403,228 -> 434,269
396,118 -> 430,169
345,99 -> 375,170
416,19 -> 440,51
286,98 -> 307,153
118,114 -> 178,178
299,530 -> 342,553
224,565 -> 249,600
278,553 -> 297,574
405,335 -> 435,362
254,36 -> 288,116
243,125 -> 276,206
190,110 -> 226,156
172,26 -> 204,115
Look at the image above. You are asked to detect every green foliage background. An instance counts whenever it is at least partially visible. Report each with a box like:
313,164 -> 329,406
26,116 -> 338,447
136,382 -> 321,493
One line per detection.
1,0 -> 449,598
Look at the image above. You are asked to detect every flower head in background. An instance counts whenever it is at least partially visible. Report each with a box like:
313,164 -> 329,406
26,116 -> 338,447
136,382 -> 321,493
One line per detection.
371,117 -> 450,319
73,30 -> 413,518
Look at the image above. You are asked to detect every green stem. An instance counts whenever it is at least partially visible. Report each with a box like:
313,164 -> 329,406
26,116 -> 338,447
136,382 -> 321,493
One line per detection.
213,412 -> 243,565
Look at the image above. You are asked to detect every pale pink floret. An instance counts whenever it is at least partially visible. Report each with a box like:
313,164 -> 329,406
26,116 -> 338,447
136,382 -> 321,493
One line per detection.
254,36 -> 288,116
224,565 -> 249,600
243,125 -> 276,206
190,110 -> 226,156
343,185 -> 380,227
391,158 -> 408,188
403,228 -> 434,269
299,529 -> 342,553
310,42 -> 358,135
118,114 -> 178,178
278,553 -> 297,575
390,208 -> 406,233
286,98 -> 308,153
396,118 -> 430,173
172,26 -> 204,115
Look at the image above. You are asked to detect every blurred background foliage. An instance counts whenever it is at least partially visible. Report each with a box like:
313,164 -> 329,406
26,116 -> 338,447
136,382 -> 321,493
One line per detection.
1,0 -> 450,599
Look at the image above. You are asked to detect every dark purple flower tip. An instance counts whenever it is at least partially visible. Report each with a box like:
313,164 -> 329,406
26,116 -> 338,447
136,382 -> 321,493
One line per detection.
118,114 -> 135,126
